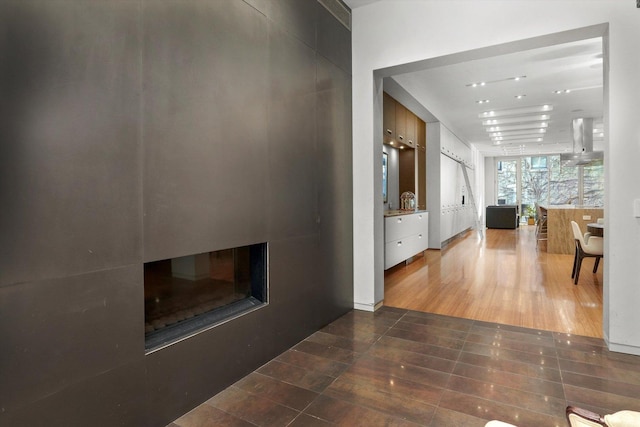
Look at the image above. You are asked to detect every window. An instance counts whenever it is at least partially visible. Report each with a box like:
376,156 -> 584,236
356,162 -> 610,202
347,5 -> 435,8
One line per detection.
496,159 -> 517,205
549,155 -> 578,205
583,159 -> 604,206
495,155 -> 603,209
521,156 -> 549,210
530,156 -> 547,169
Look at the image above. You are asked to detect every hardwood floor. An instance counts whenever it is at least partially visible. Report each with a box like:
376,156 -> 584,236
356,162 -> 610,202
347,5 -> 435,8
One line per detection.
384,225 -> 604,338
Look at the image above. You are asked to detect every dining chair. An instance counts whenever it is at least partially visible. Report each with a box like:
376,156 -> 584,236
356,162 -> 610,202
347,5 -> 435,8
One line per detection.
571,221 -> 603,285
566,405 -> 640,427
485,406 -> 640,427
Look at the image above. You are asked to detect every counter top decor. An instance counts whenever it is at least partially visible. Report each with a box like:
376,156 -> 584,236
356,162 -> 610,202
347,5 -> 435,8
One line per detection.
384,209 -> 427,217
400,191 -> 416,210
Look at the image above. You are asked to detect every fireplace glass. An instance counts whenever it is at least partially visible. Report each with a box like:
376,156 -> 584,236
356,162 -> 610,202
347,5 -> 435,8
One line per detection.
144,243 -> 267,351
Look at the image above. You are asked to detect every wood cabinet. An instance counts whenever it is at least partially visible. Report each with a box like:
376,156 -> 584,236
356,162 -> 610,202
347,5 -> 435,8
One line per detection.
399,148 -> 415,197
384,212 -> 429,269
382,92 -> 427,207
383,92 -> 420,149
395,102 -> 407,146
383,92 -> 396,144
405,110 -> 417,148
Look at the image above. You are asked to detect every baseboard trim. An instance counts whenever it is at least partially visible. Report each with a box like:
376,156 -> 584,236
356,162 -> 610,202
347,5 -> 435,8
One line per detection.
606,337 -> 640,356
354,300 -> 384,312
441,227 -> 472,248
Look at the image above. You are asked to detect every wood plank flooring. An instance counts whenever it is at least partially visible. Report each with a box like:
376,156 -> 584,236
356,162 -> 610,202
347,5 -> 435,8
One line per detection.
384,225 -> 603,338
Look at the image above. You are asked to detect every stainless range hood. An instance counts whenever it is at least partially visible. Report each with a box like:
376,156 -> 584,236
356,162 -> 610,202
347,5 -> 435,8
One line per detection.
560,118 -> 603,166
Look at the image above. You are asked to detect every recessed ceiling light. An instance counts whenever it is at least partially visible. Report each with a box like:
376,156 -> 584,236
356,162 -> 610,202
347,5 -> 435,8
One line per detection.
478,105 -> 553,118
554,89 -> 572,94
482,114 -> 550,126
491,137 -> 538,143
514,95 -> 526,99
486,123 -> 548,132
489,129 -> 547,137
476,100 -> 490,104
466,76 -> 526,88
491,134 -> 547,142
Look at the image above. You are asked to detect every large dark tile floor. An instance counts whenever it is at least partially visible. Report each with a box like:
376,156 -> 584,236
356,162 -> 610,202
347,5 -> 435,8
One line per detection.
168,307 -> 640,427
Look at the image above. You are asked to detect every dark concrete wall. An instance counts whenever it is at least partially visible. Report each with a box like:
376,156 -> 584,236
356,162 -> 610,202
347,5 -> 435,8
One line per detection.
0,1 -> 352,425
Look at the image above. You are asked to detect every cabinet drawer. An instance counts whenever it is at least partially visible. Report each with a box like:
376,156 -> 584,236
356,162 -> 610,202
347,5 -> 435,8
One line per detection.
384,231 -> 428,270
385,212 -> 428,243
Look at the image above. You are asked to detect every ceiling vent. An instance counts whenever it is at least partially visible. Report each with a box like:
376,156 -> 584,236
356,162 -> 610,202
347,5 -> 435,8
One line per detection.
318,0 -> 351,31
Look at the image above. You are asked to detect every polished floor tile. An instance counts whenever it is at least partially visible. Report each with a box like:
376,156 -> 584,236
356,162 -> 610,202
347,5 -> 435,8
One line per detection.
170,307 -> 640,426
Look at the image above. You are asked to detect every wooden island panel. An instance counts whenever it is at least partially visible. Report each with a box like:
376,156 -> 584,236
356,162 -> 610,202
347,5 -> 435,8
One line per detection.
546,206 -> 604,254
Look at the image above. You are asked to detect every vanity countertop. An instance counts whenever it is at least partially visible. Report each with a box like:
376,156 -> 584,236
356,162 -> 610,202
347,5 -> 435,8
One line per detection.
384,209 -> 427,217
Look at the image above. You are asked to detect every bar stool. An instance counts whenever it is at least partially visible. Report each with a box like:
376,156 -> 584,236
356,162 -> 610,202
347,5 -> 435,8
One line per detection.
535,203 -> 547,247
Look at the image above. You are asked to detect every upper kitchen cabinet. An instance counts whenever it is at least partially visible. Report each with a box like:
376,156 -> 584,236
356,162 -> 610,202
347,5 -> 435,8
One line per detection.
382,93 -> 422,150
405,110 -> 417,149
395,102 -> 407,146
382,92 -> 427,209
383,92 -> 396,144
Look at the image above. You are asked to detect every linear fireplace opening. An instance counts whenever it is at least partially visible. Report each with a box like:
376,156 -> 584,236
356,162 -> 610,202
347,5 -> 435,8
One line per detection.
144,243 -> 268,352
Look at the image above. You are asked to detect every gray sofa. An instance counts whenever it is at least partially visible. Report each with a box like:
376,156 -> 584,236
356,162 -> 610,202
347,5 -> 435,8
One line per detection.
486,205 -> 519,229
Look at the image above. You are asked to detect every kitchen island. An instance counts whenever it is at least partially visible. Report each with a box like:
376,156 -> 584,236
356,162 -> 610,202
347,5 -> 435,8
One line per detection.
543,205 -> 604,254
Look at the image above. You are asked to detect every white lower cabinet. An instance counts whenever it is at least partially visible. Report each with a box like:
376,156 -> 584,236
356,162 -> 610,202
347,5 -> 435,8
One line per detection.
384,211 -> 429,269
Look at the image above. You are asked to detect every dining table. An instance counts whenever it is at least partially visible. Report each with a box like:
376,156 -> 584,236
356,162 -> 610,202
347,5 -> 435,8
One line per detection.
587,222 -> 604,237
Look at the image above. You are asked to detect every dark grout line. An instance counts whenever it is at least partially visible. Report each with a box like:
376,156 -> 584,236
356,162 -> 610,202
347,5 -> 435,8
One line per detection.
171,308 -> 640,426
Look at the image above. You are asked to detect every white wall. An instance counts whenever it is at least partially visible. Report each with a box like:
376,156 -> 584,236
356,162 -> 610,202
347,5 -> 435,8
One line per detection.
352,0 -> 640,354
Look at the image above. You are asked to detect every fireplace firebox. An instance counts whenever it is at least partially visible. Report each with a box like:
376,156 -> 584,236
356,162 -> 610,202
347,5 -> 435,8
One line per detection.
144,243 -> 268,351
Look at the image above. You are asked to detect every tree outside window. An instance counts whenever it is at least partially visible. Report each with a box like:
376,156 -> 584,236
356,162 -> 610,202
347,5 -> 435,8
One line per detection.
495,155 -> 603,211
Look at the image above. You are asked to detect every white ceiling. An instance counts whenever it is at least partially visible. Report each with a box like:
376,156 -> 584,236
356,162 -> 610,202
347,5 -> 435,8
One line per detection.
343,0 -> 604,158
